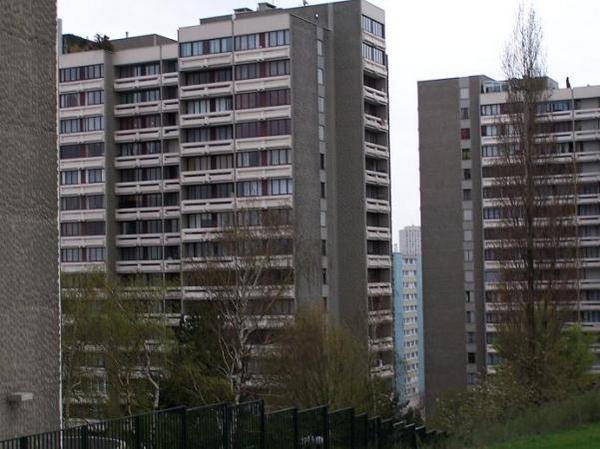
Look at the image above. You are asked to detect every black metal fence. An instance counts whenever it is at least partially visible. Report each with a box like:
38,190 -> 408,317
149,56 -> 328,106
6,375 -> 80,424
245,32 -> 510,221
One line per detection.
0,401 -> 445,449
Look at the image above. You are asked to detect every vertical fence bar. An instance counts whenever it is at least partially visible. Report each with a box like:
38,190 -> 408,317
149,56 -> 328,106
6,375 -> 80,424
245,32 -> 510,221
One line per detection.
18,436 -> 27,449
350,409 -> 355,449
222,403 -> 230,449
323,406 -> 330,449
180,407 -> 188,449
293,408 -> 299,449
260,400 -> 266,449
81,426 -> 88,449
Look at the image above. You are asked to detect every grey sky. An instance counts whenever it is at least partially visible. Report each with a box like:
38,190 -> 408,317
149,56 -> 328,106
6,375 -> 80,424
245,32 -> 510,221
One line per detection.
58,0 -> 600,240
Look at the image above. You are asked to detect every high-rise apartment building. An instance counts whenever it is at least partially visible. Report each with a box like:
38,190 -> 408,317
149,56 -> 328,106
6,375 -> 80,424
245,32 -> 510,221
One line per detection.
0,0 -> 60,439
419,75 -> 600,412
398,225 -> 421,256
393,227 -> 423,408
58,0 -> 394,389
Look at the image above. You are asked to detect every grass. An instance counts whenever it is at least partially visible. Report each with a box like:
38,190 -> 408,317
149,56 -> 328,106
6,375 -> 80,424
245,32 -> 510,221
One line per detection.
486,422 -> 600,449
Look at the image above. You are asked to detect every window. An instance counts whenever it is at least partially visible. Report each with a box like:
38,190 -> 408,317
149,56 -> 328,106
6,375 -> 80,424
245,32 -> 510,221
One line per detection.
185,68 -> 232,85
467,352 -> 476,364
179,36 -> 233,57
235,119 -> 290,139
463,169 -> 471,180
463,209 -> 472,221
184,125 -> 233,143
319,125 -> 325,141
267,30 -> 290,47
317,68 -> 324,85
318,97 -> 325,113
320,154 -> 325,170
61,170 -> 79,185
235,89 -> 290,110
86,90 -> 104,105
87,169 -> 104,183
464,230 -> 472,241
317,40 -> 323,56
463,189 -> 471,201
87,247 -> 105,262
361,15 -> 385,38
321,182 -> 326,198
465,249 -> 473,261
87,195 -> 104,209
59,64 -> 104,82
61,248 -> 82,262
235,33 -> 259,51
465,290 -> 472,303
462,148 -> 471,160
268,148 -> 291,166
59,93 -> 80,108
460,107 -> 469,120
460,128 -> 470,140
267,178 -> 293,195
466,311 -> 474,324
361,43 -> 385,65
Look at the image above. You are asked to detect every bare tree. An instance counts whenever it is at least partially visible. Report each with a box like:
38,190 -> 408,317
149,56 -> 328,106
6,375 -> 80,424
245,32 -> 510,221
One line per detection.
183,206 -> 295,404
486,4 -> 586,401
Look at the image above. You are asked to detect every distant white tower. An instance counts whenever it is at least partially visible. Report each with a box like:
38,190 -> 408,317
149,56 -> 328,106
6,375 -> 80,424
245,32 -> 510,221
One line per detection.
398,226 -> 421,256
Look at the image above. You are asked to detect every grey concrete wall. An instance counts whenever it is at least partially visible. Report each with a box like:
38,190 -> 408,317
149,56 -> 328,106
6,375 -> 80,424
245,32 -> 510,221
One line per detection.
468,77 -> 487,375
0,0 -> 61,439
330,0 -> 369,335
290,15 -> 323,306
418,78 -> 467,413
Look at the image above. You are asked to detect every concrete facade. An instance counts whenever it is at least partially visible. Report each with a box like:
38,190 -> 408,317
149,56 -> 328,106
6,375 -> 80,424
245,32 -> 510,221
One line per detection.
419,74 -> 600,413
0,0 -> 60,439
58,0 -> 394,408
393,247 -> 424,409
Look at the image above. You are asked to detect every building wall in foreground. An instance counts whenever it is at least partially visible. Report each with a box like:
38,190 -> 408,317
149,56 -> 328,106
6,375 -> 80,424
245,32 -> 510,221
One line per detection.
0,0 -> 60,439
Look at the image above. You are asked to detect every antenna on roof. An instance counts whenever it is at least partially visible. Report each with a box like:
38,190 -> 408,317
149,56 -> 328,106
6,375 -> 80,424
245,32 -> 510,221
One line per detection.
303,0 -> 308,5
125,31 -> 129,38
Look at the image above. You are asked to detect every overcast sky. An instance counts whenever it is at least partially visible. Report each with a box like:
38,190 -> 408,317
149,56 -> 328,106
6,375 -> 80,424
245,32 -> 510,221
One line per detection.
58,0 -> 600,242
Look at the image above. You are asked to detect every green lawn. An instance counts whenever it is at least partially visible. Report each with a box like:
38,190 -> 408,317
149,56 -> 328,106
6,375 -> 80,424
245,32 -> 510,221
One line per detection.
487,423 -> 600,449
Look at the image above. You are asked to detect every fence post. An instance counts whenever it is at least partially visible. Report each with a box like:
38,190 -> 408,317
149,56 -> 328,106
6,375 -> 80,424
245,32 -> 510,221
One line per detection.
134,415 -> 142,449
323,406 -> 330,449
293,408 -> 299,449
81,425 -> 89,449
376,417 -> 381,449
222,404 -> 230,449
350,409 -> 355,449
180,407 -> 188,449
260,400 -> 266,449
18,436 -> 27,449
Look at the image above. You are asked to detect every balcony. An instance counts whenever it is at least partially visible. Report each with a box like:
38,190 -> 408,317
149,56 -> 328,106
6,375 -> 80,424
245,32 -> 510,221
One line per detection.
371,364 -> 394,379
59,131 -> 104,145
114,127 -> 161,143
369,336 -> 394,352
366,226 -> 391,240
180,82 -> 233,100
365,170 -> 389,186
162,72 -> 179,85
236,105 -> 291,123
236,194 -> 293,210
60,209 -> 105,222
363,59 -> 387,78
234,45 -> 290,64
60,183 -> 104,197
180,110 -> 234,128
59,105 -> 104,119
364,141 -> 388,158
236,165 -> 292,181
116,259 -> 181,274
113,74 -> 161,91
235,135 -> 292,151
116,233 -> 180,247
180,169 -> 234,185
180,139 -> 233,157
114,153 -> 180,169
365,198 -> 390,213
60,156 -> 105,171
367,282 -> 392,296
363,85 -> 388,105
115,207 -> 180,222
368,309 -> 393,324
235,75 -> 291,93
60,235 -> 106,248
181,197 -> 235,214
182,285 -> 294,301
362,32 -> 386,50
59,78 -> 104,94
367,255 -> 392,268
364,114 -> 388,132
179,53 -> 233,71
60,261 -> 105,273
115,179 -> 180,195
